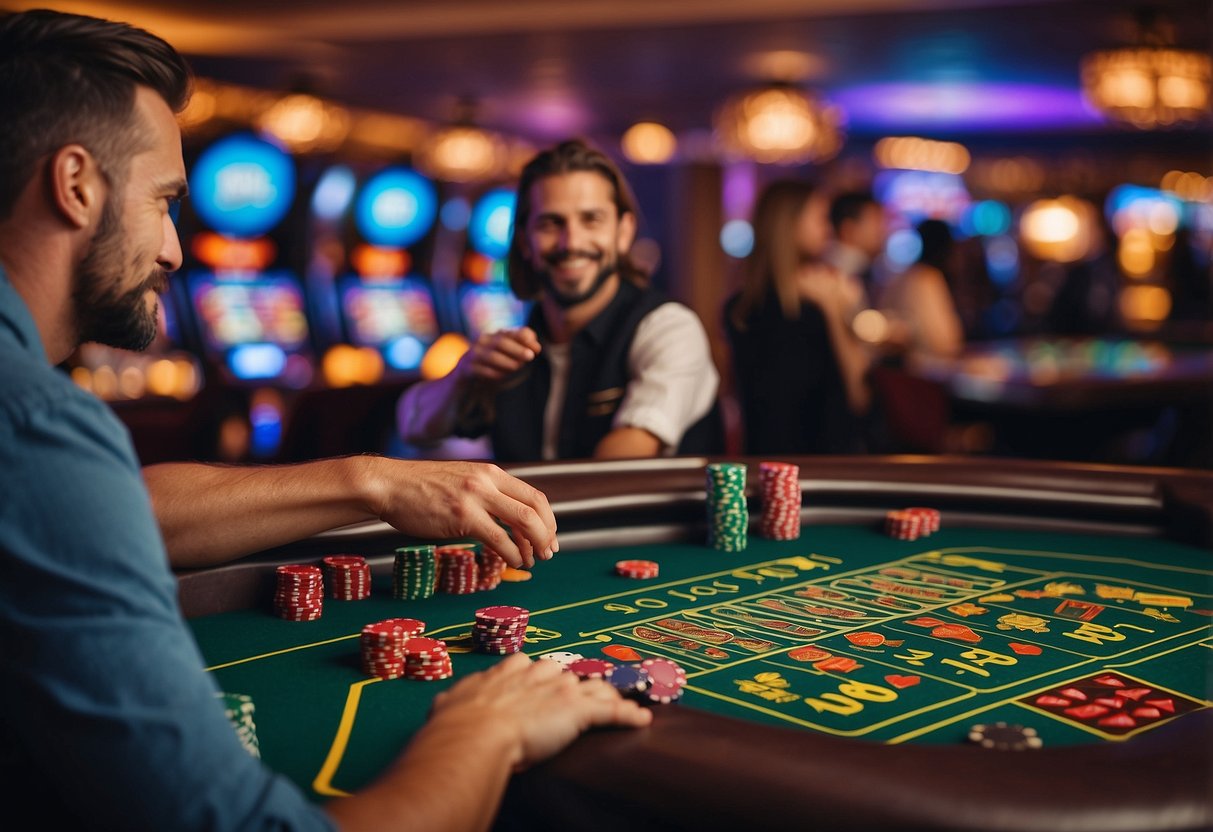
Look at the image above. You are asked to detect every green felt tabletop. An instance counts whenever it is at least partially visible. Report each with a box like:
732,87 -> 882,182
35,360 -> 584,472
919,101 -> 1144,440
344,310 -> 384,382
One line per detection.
190,525 -> 1213,801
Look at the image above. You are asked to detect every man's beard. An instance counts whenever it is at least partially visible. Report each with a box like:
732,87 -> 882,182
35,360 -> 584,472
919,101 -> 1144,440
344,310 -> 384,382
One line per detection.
536,248 -> 618,309
72,197 -> 166,352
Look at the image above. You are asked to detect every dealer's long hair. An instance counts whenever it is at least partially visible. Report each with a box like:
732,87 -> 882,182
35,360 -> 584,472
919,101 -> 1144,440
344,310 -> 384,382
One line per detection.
506,139 -> 647,301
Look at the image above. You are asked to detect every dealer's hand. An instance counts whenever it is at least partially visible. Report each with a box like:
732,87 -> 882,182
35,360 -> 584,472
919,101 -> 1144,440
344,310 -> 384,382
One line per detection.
458,327 -> 543,383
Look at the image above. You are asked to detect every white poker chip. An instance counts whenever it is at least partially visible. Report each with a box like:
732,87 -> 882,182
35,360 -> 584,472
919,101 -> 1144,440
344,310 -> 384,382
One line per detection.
536,651 -> 584,667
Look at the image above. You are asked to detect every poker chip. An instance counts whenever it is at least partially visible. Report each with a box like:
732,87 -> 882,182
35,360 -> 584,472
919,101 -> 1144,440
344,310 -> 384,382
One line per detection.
567,658 -> 615,679
758,461 -> 801,541
641,657 -> 688,689
437,545 -> 480,595
217,692 -> 260,758
360,618 -> 426,680
537,651 -> 584,667
474,545 -> 507,591
642,680 -> 684,704
905,507 -> 941,535
884,509 -> 923,541
604,664 -> 650,695
967,721 -> 1042,750
472,605 -> 529,655
403,637 -> 453,681
615,559 -> 659,579
706,462 -> 748,552
553,654 -> 687,706
274,564 -> 323,621
322,554 -> 372,601
394,545 -> 438,601
884,507 -> 942,541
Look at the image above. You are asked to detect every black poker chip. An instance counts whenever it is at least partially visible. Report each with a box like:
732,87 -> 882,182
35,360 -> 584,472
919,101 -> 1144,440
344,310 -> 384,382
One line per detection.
967,721 -> 1042,750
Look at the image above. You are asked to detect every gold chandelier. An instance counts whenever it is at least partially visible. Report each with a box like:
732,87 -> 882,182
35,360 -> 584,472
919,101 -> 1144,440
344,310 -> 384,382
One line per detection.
417,98 -> 504,183
714,83 -> 844,165
256,92 -> 350,154
1081,11 -> 1211,128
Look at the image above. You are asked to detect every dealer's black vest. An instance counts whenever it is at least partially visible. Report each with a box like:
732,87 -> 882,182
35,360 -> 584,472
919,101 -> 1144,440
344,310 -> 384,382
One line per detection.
488,281 -> 722,461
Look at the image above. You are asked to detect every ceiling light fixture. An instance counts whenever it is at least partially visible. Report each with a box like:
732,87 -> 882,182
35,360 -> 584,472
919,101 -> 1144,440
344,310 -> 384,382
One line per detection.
714,83 -> 844,165
256,86 -> 350,154
1081,9 -> 1211,128
418,98 -> 503,183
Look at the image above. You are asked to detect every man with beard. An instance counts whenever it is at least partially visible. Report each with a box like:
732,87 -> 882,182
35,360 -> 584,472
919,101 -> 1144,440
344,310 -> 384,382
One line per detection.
397,139 -> 721,461
0,10 -> 651,831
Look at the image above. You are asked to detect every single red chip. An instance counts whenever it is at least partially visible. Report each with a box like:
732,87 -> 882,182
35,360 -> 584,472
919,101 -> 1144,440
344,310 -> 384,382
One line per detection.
615,560 -> 659,578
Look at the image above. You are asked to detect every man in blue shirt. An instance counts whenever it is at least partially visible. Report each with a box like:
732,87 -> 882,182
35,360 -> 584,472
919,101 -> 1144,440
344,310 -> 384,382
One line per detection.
0,9 -> 650,831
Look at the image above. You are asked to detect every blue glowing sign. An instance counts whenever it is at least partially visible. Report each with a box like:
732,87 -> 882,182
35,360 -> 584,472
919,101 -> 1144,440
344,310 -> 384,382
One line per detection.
468,188 -> 516,260
355,167 -> 438,248
189,133 -> 295,238
228,343 -> 287,380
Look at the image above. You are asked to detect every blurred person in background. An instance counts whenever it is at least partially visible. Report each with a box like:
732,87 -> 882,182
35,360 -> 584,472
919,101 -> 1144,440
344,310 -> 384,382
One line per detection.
879,218 -> 965,368
1165,225 -> 1213,328
724,180 -> 874,455
828,189 -> 887,312
1044,211 -> 1123,336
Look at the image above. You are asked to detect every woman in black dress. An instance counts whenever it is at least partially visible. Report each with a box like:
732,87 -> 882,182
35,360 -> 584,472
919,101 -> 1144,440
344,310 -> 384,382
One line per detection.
724,180 -> 874,455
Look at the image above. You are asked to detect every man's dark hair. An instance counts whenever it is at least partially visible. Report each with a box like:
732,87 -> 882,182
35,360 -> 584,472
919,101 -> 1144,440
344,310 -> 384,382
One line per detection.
828,189 -> 879,235
507,138 -> 646,301
0,9 -> 192,219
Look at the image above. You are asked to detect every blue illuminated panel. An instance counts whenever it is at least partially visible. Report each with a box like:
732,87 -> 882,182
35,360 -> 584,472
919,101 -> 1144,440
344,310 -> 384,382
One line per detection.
189,133 -> 295,238
355,168 -> 438,248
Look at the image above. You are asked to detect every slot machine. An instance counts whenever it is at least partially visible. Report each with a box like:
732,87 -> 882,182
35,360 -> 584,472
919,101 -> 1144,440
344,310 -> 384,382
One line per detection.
457,186 -> 530,342
179,131 -> 310,460
287,165 -> 448,460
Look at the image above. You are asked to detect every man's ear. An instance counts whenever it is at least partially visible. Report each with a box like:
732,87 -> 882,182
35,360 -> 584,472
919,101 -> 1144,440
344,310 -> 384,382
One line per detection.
617,209 -> 637,254
48,144 -> 105,230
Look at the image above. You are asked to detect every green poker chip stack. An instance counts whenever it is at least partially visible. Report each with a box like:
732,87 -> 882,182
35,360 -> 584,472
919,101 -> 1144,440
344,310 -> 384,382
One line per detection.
394,544 -> 438,600
218,692 -> 260,758
706,462 -> 748,552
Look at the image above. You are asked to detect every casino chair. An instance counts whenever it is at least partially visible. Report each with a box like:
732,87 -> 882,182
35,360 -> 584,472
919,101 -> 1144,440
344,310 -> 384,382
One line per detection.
868,364 -> 954,454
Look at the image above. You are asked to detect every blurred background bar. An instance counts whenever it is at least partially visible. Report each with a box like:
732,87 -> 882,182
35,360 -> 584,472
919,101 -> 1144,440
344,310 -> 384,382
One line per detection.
16,0 -> 1210,468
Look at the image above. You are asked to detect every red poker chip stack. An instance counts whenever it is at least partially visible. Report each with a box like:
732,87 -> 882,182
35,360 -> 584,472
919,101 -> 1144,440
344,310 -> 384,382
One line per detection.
274,565 -> 324,621
759,461 -> 801,540
403,637 -> 453,680
639,658 -> 688,703
905,507 -> 941,535
322,555 -> 372,601
615,559 -> 659,579
472,605 -> 530,654
360,618 -> 425,680
885,507 -> 941,541
436,546 -> 480,595
475,546 -> 507,591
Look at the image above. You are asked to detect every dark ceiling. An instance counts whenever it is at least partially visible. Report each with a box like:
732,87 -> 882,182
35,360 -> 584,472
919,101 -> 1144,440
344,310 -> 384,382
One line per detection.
6,0 -> 1212,154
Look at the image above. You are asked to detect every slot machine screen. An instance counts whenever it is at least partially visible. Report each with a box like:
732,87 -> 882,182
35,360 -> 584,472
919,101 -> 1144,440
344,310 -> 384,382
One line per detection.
459,282 -> 528,341
458,187 -> 529,340
188,270 -> 310,380
339,277 -> 440,372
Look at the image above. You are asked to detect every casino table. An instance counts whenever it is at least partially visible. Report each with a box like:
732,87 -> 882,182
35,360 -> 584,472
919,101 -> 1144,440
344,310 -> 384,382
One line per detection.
179,455 -> 1213,832
899,336 -> 1213,464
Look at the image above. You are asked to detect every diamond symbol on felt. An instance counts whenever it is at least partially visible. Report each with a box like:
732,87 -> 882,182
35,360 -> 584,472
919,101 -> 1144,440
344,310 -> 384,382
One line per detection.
1019,672 -> 1203,736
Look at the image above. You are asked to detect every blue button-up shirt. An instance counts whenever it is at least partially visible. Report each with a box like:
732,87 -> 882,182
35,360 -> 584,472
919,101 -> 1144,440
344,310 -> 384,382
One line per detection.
0,268 -> 334,831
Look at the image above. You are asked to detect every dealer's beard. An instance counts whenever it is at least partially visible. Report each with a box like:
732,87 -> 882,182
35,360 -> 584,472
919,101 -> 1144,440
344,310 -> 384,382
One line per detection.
536,249 -> 618,309
72,197 -> 166,352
